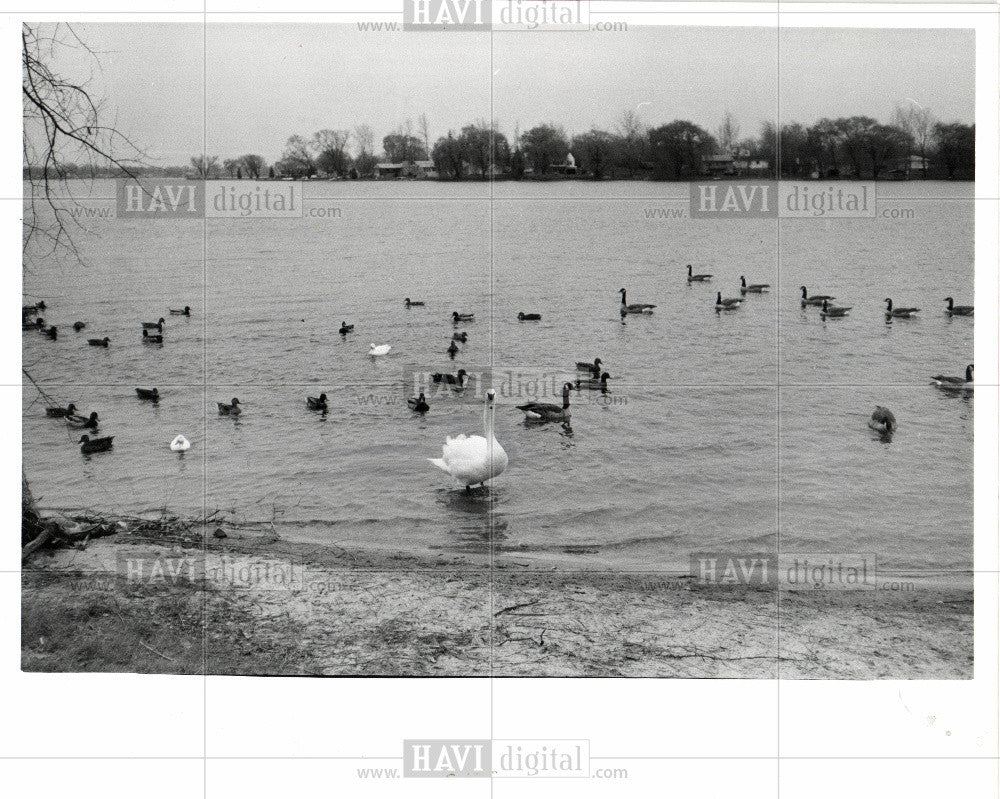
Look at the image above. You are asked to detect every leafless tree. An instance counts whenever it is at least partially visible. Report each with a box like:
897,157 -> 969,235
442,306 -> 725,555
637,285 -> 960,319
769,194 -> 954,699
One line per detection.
894,102 -> 935,178
418,113 -> 431,159
22,23 -> 146,264
715,111 -> 741,154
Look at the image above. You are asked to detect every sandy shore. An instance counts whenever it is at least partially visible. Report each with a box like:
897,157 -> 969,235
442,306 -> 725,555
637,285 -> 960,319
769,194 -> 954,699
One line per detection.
21,523 -> 973,678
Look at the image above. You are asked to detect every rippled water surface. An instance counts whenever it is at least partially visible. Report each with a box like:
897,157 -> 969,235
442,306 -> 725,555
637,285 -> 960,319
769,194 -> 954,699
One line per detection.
22,180 -> 974,575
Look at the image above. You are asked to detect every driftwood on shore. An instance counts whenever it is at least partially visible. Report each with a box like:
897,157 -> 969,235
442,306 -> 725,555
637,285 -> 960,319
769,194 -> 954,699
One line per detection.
21,472 -> 229,563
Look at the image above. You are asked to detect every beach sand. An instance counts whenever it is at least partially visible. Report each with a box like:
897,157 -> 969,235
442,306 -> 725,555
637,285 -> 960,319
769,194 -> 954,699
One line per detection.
21,523 -> 973,679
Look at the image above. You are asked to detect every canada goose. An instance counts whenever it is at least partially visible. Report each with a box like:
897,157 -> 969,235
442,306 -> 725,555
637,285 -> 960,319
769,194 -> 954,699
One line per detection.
72,321 -> 86,331
78,435 -> 113,454
431,369 -> 468,386
452,332 -> 468,343
518,312 -> 542,321
135,388 -> 159,401
87,337 -> 110,347
428,390 -> 507,489
821,300 -> 852,318
169,306 -> 191,316
23,318 -> 44,330
518,382 -> 573,421
619,288 -> 656,314
715,291 -> 742,310
687,264 -> 712,282
931,364 -> 974,389
67,411 -> 99,431
800,286 -> 834,306
575,371 -> 611,391
142,330 -> 163,343
740,276 -> 770,294
218,398 -> 241,415
307,393 -> 328,411
944,297 -> 973,316
868,406 -> 897,434
404,298 -> 425,307
884,298 -> 919,318
45,403 -> 76,418
369,343 -> 391,356
142,317 -> 165,331
576,358 -> 602,375
43,325 -> 58,340
339,322 -> 354,335
447,341 -> 460,357
452,311 -> 475,322
408,393 -> 430,413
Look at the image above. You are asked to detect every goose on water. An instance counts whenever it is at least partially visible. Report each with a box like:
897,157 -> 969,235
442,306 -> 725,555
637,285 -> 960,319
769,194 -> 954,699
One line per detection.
404,298 -> 425,307
45,403 -> 76,418
715,291 -> 742,310
687,264 -> 712,282
868,406 -> 897,434
884,298 -> 919,318
428,389 -> 507,489
944,297 -> 973,316
23,318 -> 44,330
447,341 -> 460,357
369,343 -> 391,356
339,322 -> 354,335
43,326 -> 58,340
800,286 -> 834,307
73,321 -> 86,331
452,332 -> 468,343
79,435 -> 113,455
142,317 -> 165,331
517,382 -> 573,422
820,300 -> 852,318
576,357 -> 602,375
432,369 -> 468,386
88,337 -> 110,347
740,276 -> 770,294
307,393 -> 328,411
575,371 -> 610,391
169,306 -> 191,316
218,398 -> 241,415
518,312 -> 542,321
408,393 -> 430,413
931,364 -> 974,389
135,388 -> 159,401
143,330 -> 163,343
452,311 -> 475,322
619,288 -> 656,315
170,434 -> 191,451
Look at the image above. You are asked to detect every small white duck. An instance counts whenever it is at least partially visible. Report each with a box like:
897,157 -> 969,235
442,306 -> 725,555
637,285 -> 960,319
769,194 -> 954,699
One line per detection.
170,434 -> 191,451
369,343 -> 391,356
428,389 -> 508,490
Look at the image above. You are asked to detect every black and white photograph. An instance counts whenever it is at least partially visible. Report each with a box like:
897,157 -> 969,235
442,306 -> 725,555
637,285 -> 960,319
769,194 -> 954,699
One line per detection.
9,0 -> 1000,794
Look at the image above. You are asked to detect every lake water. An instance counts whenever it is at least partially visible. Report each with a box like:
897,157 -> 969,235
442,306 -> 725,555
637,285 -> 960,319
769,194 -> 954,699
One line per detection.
22,179 -> 974,578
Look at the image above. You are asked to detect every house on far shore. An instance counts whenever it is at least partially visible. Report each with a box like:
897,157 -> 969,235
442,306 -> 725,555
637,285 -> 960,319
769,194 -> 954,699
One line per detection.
703,153 -> 734,177
376,160 -> 439,179
549,152 -> 577,175
887,154 -> 931,180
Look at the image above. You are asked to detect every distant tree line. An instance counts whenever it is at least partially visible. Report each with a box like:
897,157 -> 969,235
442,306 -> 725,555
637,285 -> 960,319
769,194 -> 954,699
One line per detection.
26,107 -> 975,182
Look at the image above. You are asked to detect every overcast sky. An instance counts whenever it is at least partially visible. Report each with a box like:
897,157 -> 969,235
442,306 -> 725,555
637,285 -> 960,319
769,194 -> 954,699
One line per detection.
54,23 -> 974,165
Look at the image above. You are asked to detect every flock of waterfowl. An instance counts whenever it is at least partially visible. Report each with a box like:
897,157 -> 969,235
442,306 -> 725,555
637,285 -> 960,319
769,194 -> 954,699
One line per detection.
24,265 -> 973,483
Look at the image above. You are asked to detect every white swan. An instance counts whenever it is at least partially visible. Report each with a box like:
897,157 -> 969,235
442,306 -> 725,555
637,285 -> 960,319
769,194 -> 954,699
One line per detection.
369,343 -> 391,356
170,434 -> 191,451
428,389 -> 508,489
